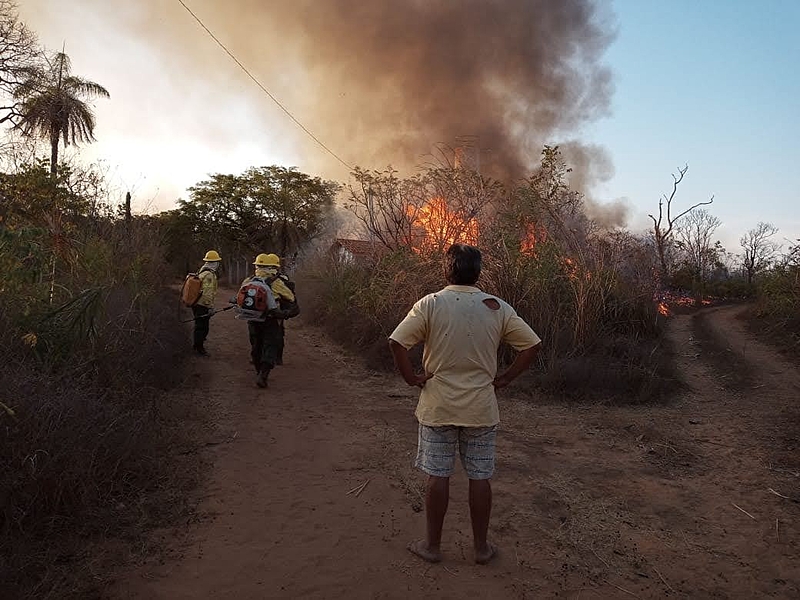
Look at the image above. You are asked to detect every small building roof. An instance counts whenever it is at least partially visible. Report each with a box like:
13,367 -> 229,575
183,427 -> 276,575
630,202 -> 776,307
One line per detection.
331,238 -> 383,257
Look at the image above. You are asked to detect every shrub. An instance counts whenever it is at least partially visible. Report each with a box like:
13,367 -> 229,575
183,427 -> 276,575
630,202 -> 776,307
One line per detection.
301,240 -> 677,403
746,262 -> 800,359
0,211 -> 197,598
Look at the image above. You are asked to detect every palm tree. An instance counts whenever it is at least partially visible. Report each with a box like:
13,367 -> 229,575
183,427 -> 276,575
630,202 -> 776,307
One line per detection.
13,51 -> 109,176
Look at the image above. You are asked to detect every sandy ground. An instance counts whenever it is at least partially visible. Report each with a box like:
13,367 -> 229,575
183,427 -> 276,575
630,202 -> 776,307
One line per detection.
114,303 -> 800,599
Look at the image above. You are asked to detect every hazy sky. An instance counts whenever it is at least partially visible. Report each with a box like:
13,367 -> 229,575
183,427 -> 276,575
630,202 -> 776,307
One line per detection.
15,0 -> 800,252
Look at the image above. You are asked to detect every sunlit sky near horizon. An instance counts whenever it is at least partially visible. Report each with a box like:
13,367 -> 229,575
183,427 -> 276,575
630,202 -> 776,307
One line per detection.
16,0 -> 800,253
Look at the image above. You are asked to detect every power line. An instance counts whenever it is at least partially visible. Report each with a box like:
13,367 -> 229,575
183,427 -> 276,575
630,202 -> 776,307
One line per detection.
176,0 -> 353,171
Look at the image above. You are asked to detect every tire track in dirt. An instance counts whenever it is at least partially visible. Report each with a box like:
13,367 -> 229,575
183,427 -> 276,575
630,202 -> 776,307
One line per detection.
114,302 -> 800,599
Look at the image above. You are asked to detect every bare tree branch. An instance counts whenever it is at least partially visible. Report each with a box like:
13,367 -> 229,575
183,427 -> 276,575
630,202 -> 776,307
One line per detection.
649,164 -> 715,281
0,0 -> 41,125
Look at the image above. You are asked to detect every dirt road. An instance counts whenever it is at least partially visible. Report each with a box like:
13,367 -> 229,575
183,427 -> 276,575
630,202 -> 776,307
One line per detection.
116,304 -> 799,599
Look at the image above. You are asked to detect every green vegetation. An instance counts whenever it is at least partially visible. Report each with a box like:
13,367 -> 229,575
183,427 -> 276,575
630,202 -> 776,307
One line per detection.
0,157 -> 199,598
0,1 -> 797,596
747,245 -> 800,359
0,5 -> 195,597
162,165 -> 338,275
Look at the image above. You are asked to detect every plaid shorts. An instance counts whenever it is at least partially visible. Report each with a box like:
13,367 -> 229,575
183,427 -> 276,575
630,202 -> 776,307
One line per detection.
415,424 -> 497,480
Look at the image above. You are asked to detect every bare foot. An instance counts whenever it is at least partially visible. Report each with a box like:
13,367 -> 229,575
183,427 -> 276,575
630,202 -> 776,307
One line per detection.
475,542 -> 498,565
406,540 -> 442,563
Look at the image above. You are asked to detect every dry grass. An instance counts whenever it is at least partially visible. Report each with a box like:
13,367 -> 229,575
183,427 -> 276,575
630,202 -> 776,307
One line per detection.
0,291 -> 203,599
300,247 -> 679,403
0,214 -> 206,598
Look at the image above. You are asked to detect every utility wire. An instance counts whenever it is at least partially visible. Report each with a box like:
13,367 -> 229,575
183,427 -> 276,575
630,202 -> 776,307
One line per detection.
176,0 -> 353,171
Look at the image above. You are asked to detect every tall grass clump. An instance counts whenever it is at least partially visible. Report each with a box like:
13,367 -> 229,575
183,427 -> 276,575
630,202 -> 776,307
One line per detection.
301,248 -> 442,369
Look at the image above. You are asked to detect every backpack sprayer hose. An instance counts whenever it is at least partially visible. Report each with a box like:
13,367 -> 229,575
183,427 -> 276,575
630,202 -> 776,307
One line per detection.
180,304 -> 235,323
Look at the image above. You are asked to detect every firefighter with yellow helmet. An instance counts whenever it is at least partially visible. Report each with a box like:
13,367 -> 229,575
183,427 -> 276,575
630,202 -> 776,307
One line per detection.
193,250 -> 222,356
241,253 -> 298,388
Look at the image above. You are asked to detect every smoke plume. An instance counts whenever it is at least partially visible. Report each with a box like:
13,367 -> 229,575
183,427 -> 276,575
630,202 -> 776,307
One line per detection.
255,0 -> 614,177
22,0 -> 618,206
128,0 -> 615,178
561,141 -> 629,228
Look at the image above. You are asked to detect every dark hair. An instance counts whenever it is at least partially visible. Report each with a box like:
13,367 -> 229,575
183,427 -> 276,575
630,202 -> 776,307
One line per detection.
445,244 -> 481,285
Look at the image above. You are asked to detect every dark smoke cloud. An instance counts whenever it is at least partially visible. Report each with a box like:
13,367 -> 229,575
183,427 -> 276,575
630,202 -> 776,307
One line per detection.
23,0 -> 617,201
248,0 -> 617,179
124,0 -> 615,180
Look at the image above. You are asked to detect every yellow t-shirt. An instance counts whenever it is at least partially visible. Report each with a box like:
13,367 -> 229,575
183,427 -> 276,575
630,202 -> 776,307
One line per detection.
389,285 -> 541,427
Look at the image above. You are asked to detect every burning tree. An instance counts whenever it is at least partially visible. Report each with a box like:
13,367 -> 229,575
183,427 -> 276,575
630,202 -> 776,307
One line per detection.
508,146 -> 590,259
481,147 -> 655,353
405,197 -> 479,253
345,163 -> 500,253
320,145 -> 673,402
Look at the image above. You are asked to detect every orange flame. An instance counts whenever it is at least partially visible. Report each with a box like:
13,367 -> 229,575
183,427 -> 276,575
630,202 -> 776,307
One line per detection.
658,302 -> 670,317
520,223 -> 547,255
407,197 -> 479,253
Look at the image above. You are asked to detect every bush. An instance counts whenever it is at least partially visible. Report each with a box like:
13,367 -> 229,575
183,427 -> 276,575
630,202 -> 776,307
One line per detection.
746,263 -> 800,359
301,239 -> 677,403
0,212 -> 198,598
300,249 -> 442,370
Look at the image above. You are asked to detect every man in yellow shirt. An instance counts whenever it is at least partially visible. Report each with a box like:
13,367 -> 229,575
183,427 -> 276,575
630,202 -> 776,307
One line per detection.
389,244 -> 541,565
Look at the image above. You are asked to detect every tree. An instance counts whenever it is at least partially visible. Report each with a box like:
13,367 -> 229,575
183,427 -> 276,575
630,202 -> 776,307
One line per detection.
514,145 -> 590,257
648,165 -> 714,282
172,166 -> 337,262
346,163 -> 499,253
13,51 -> 109,176
244,166 -> 338,255
674,208 -> 721,295
345,166 -> 423,251
0,159 -> 60,227
740,222 -> 779,285
0,0 -> 40,126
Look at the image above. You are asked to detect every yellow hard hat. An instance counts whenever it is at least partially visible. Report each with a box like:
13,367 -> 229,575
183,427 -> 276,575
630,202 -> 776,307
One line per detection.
203,250 -> 222,262
253,253 -> 280,267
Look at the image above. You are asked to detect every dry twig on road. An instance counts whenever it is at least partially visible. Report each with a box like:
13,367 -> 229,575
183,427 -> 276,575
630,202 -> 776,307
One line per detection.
767,487 -> 798,502
347,479 -> 371,497
731,502 -> 756,520
654,567 -> 675,593
606,581 -> 640,598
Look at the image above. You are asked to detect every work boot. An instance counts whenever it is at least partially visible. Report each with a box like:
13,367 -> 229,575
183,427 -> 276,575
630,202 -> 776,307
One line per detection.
194,345 -> 209,357
256,369 -> 269,388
